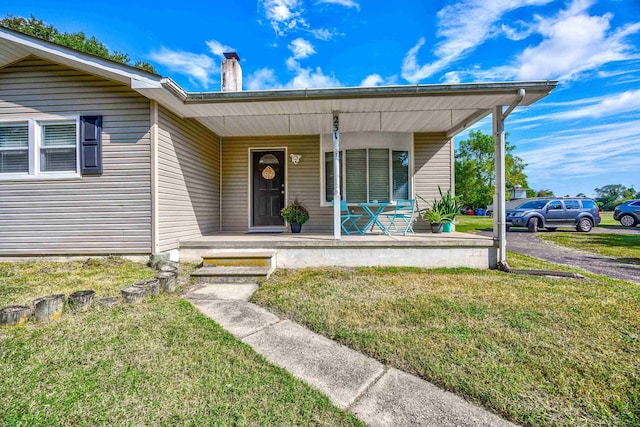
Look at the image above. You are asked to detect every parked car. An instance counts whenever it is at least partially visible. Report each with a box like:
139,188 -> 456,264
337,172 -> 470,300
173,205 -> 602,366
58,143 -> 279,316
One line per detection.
613,199 -> 640,227
506,197 -> 601,232
486,198 -> 533,216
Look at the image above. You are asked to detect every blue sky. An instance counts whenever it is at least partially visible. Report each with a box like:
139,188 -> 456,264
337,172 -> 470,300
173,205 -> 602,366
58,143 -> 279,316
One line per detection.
3,0 -> 639,198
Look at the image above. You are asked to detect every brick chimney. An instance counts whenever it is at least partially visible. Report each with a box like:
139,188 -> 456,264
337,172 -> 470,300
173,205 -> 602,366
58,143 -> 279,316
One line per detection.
221,52 -> 242,92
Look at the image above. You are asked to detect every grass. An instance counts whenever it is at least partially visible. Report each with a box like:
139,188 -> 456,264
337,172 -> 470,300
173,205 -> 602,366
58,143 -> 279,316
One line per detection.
0,259 -> 362,426
0,257 -> 156,306
252,253 -> 640,426
538,233 -> 640,263
454,215 -> 493,233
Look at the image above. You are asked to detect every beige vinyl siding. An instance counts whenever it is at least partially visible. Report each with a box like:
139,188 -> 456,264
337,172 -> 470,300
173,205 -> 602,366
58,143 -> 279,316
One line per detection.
0,57 -> 151,255
413,133 -> 453,232
157,107 -> 220,251
222,135 -> 332,233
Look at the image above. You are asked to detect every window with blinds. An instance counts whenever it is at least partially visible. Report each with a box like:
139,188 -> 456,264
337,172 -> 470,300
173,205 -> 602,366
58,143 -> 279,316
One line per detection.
0,119 -> 79,178
0,123 -> 29,174
40,123 -> 77,172
324,148 -> 409,203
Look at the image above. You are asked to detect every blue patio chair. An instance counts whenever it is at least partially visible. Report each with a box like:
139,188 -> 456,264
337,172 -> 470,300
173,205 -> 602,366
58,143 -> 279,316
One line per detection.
384,199 -> 416,235
333,200 -> 364,235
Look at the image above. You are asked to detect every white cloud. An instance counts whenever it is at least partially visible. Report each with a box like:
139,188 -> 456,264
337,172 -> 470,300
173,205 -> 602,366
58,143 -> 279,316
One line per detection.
316,0 -> 360,10
511,89 -> 640,126
501,20 -> 535,41
246,68 -> 282,90
206,40 -> 234,57
149,47 -> 216,88
260,0 -> 344,39
289,37 -> 315,59
245,63 -> 340,90
360,74 -> 383,86
287,66 -> 340,88
401,0 -> 553,83
308,27 -> 340,41
443,71 -> 462,84
516,1 -> 640,80
261,0 -> 307,36
519,119 -> 640,181
360,73 -> 397,86
554,89 -> 640,120
285,57 -> 299,70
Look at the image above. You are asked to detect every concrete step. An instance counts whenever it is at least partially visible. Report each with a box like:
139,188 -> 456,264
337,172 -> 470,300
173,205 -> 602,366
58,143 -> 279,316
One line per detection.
202,251 -> 276,268
191,266 -> 271,284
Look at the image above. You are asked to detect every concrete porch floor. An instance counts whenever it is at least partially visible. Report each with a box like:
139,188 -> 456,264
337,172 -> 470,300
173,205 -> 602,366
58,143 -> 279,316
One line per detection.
180,231 -> 494,248
179,232 -> 497,269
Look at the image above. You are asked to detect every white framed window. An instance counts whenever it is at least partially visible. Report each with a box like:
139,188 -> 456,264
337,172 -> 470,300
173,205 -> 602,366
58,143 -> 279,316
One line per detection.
0,118 -> 79,180
324,148 -> 410,204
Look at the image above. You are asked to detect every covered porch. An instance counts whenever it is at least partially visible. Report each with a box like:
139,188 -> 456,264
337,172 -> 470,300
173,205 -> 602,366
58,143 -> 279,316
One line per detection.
146,80 -> 558,268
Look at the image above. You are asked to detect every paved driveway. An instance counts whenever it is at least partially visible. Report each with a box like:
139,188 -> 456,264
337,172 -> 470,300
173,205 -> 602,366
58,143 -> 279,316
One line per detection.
492,227 -> 640,284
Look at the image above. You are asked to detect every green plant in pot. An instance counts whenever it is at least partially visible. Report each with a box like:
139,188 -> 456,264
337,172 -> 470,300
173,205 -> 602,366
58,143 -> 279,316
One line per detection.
281,199 -> 309,233
437,187 -> 461,232
422,203 -> 450,233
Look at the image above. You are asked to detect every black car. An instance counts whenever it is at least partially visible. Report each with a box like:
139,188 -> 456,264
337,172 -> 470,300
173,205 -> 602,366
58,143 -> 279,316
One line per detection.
613,200 -> 640,227
506,197 -> 601,232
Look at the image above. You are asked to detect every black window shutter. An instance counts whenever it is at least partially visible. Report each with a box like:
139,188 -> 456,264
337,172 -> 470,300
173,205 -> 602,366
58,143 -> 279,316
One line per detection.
80,115 -> 102,175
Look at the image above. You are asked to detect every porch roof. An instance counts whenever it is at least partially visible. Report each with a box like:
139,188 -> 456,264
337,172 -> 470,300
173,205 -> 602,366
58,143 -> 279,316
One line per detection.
142,79 -> 557,137
0,26 -> 558,138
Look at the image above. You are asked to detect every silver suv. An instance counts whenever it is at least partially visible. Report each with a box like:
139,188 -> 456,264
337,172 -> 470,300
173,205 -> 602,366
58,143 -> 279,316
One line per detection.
613,200 -> 640,227
506,198 -> 601,232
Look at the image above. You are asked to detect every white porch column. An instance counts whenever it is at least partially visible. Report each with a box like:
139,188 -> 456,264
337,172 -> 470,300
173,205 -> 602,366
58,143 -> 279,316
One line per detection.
332,112 -> 341,240
492,89 -> 525,269
493,106 -> 506,266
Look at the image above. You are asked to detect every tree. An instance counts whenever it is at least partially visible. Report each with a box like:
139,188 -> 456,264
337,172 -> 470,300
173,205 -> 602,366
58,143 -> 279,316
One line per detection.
593,184 -> 640,210
536,189 -> 554,197
622,186 -> 636,201
455,130 -> 529,208
576,192 -> 587,198
594,184 -> 628,210
0,15 -> 156,73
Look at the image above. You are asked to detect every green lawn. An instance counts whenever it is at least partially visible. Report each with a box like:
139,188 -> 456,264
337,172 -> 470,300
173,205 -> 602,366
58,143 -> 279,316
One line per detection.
455,215 -> 493,233
538,232 -> 640,263
0,259 -> 362,426
252,254 -> 640,426
0,257 -> 156,306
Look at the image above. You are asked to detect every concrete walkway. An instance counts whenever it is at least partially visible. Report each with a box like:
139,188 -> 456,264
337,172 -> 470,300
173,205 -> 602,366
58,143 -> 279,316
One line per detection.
184,284 -> 515,427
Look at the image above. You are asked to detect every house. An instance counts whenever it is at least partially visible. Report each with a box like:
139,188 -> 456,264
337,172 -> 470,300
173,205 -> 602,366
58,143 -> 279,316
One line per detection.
0,27 -> 557,268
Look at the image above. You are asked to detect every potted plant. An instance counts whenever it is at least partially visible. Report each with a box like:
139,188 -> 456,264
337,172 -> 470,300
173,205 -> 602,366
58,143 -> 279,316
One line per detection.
437,187 -> 461,232
281,199 -> 309,233
422,203 -> 449,233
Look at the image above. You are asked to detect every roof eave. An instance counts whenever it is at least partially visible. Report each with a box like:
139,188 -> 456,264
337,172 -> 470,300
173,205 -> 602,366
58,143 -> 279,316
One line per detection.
0,26 -> 163,88
179,81 -> 559,104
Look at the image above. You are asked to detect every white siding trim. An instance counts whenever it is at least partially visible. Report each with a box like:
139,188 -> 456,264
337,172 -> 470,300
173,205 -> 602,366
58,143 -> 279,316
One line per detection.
150,101 -> 160,253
